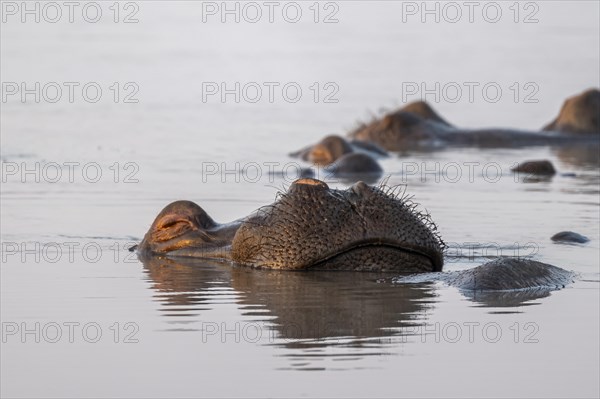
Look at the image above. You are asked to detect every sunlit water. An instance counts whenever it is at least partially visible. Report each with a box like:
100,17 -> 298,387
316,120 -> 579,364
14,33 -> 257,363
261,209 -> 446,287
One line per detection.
1,2 -> 599,397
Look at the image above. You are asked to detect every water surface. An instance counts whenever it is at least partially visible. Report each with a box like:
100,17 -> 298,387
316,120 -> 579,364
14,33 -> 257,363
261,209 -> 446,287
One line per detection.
1,1 -> 599,397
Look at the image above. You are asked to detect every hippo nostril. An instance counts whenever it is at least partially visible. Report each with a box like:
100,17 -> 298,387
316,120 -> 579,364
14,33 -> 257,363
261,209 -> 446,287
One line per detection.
291,178 -> 329,189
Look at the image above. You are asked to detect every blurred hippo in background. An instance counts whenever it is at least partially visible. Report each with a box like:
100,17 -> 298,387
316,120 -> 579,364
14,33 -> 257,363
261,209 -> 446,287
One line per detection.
349,88 -> 600,151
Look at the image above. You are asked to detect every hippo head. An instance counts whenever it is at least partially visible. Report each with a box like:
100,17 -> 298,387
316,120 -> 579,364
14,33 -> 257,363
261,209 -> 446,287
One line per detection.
306,135 -> 353,165
543,88 -> 600,134
135,200 -> 237,259
136,179 -> 445,273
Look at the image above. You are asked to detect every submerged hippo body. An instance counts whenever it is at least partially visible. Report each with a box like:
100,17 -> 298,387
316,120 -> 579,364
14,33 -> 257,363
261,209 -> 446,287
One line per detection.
350,88 -> 600,151
395,258 -> 574,292
323,152 -> 384,183
551,231 -> 590,244
134,179 -> 575,291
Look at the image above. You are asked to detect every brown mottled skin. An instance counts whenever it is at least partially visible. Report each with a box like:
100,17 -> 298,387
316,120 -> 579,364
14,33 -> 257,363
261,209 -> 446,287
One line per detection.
350,88 -> 600,151
134,179 -> 575,291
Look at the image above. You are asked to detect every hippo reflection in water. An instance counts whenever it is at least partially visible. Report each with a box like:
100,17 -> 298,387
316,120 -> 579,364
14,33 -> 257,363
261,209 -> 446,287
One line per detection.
133,178 -> 575,291
142,256 -> 439,345
140,256 -> 560,365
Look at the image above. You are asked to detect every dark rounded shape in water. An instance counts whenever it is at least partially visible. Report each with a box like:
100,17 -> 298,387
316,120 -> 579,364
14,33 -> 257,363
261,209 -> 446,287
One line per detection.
511,160 -> 557,175
446,258 -> 574,291
395,258 -> 575,291
551,231 -> 590,244
328,153 -> 383,175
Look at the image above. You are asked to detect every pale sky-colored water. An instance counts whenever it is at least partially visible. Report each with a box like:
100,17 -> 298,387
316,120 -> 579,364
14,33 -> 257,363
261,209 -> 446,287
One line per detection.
1,1 -> 599,397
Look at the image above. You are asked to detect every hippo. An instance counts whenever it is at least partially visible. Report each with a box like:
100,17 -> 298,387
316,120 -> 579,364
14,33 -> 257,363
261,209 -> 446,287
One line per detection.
349,88 -> 600,151
551,231 -> 590,244
290,134 -> 387,165
133,178 -> 575,291
288,135 -> 385,180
